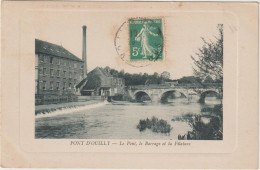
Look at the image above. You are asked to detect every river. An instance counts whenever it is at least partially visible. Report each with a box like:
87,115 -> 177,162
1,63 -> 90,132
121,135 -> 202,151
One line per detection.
35,97 -> 221,139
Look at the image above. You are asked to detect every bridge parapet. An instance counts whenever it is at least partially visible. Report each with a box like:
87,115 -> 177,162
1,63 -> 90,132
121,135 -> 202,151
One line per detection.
128,83 -> 222,90
127,85 -> 222,103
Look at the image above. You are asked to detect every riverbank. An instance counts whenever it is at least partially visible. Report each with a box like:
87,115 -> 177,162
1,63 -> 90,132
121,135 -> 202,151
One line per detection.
35,100 -> 105,115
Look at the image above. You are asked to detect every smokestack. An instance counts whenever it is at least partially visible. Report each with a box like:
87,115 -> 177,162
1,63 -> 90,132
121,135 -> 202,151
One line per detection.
82,25 -> 87,78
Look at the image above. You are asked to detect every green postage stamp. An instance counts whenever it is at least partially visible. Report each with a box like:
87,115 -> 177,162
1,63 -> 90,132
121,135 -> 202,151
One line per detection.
129,18 -> 163,61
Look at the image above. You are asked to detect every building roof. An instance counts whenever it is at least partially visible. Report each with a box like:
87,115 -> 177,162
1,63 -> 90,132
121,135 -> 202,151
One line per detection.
35,39 -> 83,62
76,77 -> 88,89
91,67 -> 112,78
76,67 -> 120,90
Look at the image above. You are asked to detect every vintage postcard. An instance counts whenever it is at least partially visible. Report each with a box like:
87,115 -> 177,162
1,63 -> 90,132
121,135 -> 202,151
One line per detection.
1,1 -> 258,169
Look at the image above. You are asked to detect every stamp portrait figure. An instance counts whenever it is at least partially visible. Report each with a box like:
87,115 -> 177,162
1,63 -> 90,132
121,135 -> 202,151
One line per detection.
135,22 -> 159,59
129,18 -> 163,61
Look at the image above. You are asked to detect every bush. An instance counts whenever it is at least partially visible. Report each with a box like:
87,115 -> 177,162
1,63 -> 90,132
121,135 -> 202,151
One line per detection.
188,114 -> 222,140
137,116 -> 172,133
172,113 -> 194,123
177,105 -> 223,140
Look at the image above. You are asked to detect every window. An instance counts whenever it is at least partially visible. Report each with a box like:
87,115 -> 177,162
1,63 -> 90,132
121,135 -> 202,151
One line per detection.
74,72 -> 77,79
63,82 -> 66,90
40,54 -> 44,62
35,81 -> 38,94
50,69 -> 54,77
57,59 -> 60,65
43,68 -> 46,75
69,83 -> 72,89
74,63 -> 77,68
42,81 -> 46,90
44,55 -> 48,63
56,82 -> 60,90
50,57 -> 53,64
38,68 -> 42,74
69,72 -> 72,78
63,71 -> 66,77
57,70 -> 60,77
50,81 -> 53,90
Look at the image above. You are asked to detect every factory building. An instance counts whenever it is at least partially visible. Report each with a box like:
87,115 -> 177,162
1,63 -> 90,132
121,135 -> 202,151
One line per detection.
35,39 -> 84,105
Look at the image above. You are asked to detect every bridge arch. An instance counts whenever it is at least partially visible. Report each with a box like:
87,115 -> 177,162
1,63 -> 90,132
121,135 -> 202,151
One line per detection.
199,90 -> 220,103
134,91 -> 152,102
160,90 -> 187,103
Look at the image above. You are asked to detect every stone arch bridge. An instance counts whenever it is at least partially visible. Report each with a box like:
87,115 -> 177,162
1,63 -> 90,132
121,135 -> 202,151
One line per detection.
127,84 -> 222,103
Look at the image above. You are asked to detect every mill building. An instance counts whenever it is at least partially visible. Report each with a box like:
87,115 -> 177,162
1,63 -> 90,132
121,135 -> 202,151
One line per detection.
35,39 -> 85,105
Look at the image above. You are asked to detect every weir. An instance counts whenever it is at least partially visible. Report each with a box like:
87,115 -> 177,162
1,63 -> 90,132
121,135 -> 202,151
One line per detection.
35,102 -> 106,118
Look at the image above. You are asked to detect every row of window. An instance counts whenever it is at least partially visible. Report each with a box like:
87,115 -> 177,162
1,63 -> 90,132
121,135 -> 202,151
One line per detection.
38,53 -> 83,69
39,68 -> 83,79
40,81 -> 77,91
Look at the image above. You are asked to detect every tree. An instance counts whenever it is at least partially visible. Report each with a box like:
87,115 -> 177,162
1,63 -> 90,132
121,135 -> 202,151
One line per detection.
118,69 -> 125,78
104,66 -> 111,73
191,24 -> 223,97
204,76 -> 214,83
110,69 -> 119,76
178,76 -> 201,84
161,71 -> 171,80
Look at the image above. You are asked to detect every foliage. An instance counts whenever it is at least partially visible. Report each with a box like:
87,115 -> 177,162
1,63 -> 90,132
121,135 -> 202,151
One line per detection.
177,104 -> 223,140
101,64 -> 218,87
204,76 -> 215,83
161,71 -> 171,80
191,24 -> 223,96
172,113 -> 195,123
137,116 -> 172,133
102,67 -> 171,86
188,114 -> 222,140
191,24 -> 223,81
177,76 -> 202,84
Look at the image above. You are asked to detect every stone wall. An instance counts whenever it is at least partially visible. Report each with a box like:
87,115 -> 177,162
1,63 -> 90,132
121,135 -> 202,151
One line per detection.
35,94 -> 78,105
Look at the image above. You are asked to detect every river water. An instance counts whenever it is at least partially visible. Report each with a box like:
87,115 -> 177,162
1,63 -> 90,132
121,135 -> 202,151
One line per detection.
35,97 -> 221,139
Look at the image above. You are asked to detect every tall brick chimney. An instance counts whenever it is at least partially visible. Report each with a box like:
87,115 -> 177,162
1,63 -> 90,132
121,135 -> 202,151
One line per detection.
82,25 -> 87,78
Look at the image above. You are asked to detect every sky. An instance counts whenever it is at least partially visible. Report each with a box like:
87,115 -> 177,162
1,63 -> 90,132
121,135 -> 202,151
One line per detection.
34,10 -> 221,79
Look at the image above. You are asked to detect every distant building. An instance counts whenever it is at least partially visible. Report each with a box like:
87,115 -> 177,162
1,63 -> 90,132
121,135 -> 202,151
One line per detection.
76,67 -> 125,97
35,39 -> 84,105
